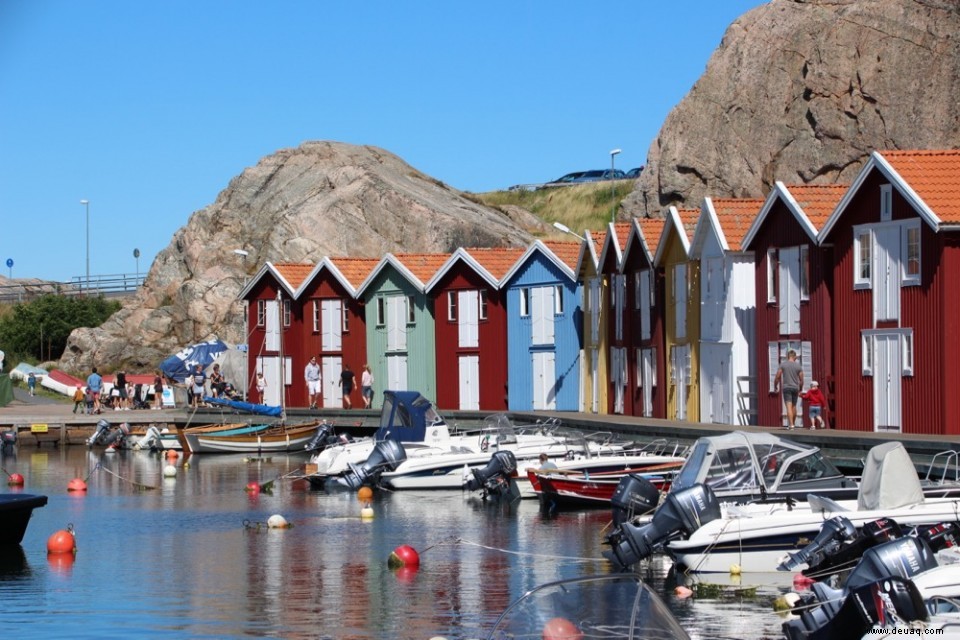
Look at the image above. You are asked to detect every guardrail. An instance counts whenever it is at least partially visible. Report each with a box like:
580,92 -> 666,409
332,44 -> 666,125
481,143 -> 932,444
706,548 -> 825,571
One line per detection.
0,273 -> 145,303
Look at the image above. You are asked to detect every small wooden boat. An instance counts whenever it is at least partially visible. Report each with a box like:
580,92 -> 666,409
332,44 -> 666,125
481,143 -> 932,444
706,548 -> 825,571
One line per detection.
0,493 -> 48,545
531,464 -> 679,509
185,421 -> 323,454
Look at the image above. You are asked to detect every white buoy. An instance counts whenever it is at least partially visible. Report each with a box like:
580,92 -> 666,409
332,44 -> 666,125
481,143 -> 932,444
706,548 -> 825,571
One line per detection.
267,514 -> 289,529
361,505 -> 375,520
162,465 -> 177,478
729,563 -> 742,576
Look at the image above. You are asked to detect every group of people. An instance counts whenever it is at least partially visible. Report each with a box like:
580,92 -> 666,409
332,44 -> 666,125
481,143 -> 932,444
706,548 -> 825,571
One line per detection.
773,349 -> 828,430
304,357 -> 374,410
186,363 -> 233,409
72,367 -> 165,414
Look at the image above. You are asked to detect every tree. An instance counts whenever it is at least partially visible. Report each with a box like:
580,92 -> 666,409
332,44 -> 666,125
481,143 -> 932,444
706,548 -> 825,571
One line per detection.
0,295 -> 120,363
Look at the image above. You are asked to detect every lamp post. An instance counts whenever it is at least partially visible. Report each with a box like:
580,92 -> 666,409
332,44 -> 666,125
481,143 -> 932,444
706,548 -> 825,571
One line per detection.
80,199 -> 90,291
609,149 -> 621,224
133,248 -> 140,286
553,221 -> 586,242
233,248 -> 251,400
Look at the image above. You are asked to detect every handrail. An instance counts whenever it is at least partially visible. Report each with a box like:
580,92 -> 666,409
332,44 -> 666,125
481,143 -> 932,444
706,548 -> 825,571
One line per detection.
0,273 -> 144,302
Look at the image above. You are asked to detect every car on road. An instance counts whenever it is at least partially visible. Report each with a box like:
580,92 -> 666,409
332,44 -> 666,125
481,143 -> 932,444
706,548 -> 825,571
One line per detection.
539,169 -> 625,189
625,166 -> 644,179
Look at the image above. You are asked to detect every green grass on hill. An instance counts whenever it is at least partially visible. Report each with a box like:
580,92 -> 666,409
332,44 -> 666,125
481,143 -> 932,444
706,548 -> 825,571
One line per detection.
470,181 -> 636,239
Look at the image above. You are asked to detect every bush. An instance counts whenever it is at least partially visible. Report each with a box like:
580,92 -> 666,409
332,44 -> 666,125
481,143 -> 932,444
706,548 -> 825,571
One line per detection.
0,295 -> 120,363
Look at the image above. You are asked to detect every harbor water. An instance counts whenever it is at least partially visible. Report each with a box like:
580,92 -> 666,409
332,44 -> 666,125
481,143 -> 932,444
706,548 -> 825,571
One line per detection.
1,446 -> 791,639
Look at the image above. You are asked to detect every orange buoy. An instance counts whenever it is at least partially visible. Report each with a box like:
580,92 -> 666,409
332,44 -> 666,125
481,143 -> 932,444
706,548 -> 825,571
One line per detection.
542,617 -> 583,640
245,482 -> 261,494
47,529 -> 76,555
388,544 -> 420,569
67,478 -> 87,492
357,486 -> 373,503
7,473 -> 24,486
674,586 -> 693,599
165,450 -> 179,460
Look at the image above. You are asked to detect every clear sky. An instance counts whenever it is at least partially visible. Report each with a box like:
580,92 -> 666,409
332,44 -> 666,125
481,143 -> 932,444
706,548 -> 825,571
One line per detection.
0,0 -> 765,283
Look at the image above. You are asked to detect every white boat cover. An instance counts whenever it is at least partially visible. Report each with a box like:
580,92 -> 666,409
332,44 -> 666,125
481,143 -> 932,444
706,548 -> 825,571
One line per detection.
10,362 -> 48,382
857,441 -> 924,510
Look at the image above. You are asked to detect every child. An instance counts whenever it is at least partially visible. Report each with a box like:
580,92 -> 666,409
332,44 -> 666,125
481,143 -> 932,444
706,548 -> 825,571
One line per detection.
800,380 -> 827,430
84,387 -> 95,415
72,385 -> 85,414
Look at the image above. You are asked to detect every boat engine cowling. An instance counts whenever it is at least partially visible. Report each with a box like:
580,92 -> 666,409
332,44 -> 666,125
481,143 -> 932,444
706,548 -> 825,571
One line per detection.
782,576 -> 927,640
336,440 -> 406,490
610,474 -> 661,527
778,516 -> 858,572
604,483 -> 721,569
87,419 -> 113,446
304,422 -> 337,453
845,535 -> 938,590
464,450 -> 518,498
795,517 -> 902,578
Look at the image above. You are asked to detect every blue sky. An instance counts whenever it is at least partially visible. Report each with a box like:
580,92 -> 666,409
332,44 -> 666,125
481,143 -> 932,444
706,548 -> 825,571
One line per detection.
0,0 -> 765,283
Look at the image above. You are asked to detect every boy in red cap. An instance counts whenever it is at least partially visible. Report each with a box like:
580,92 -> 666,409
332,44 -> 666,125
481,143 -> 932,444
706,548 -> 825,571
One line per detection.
800,381 -> 827,430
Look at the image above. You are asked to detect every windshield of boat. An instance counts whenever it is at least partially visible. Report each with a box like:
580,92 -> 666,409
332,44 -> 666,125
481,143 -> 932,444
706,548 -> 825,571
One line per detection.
703,446 -> 759,491
779,451 -> 842,484
672,440 -> 710,491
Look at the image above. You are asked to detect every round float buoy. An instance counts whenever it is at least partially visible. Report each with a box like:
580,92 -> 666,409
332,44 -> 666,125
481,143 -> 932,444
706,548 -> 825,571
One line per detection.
729,563 -> 742,576
542,616 -> 583,640
674,585 -> 693,599
245,481 -> 260,494
67,478 -> 87,492
267,514 -> 289,529
357,486 -> 373,503
47,529 -> 76,555
162,465 -> 177,478
165,450 -> 179,460
793,573 -> 815,588
388,544 -> 420,569
7,473 -> 24,486
360,505 -> 374,520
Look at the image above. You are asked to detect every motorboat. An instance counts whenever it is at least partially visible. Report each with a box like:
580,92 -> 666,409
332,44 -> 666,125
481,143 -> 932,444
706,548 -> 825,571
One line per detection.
184,420 -> 325,454
605,441 -> 960,574
0,493 -> 48,545
532,466 -> 678,510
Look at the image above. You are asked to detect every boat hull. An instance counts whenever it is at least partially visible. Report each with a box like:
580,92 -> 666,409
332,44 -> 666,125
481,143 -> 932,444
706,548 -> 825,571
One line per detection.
0,494 -> 48,545
533,470 -> 674,509
185,422 -> 321,454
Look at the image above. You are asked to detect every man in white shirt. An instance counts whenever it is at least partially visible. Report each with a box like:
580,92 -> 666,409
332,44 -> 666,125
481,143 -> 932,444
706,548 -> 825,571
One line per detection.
304,356 -> 321,409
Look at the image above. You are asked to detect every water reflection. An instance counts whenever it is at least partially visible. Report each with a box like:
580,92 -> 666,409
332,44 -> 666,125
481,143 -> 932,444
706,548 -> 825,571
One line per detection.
0,447 -> 788,639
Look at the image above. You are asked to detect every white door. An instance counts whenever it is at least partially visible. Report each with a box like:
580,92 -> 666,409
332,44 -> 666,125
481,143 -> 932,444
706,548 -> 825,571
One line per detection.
700,343 -> 731,424
259,356 -> 281,406
874,227 -> 901,323
532,351 -> 556,410
873,334 -> 902,432
703,257 -> 725,340
321,300 -> 343,351
387,354 -> 407,391
458,290 -> 479,348
778,247 -> 801,335
531,286 -> 555,346
641,348 -> 655,417
458,355 -> 480,410
265,300 -> 280,351
321,356 -> 342,407
674,265 -> 687,340
386,296 -> 408,351
639,270 -> 652,341
611,347 -> 625,414
590,347 -> 599,413
671,344 -> 690,421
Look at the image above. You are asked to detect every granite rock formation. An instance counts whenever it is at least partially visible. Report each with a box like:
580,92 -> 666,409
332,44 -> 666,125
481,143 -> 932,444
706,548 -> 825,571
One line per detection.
60,142 -> 532,372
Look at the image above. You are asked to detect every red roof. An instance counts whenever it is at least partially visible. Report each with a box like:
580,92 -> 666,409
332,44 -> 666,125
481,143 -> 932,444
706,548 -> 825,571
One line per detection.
393,253 -> 450,284
465,247 -> 526,281
542,240 -> 581,271
328,257 -> 380,289
881,150 -> 960,223
782,184 -> 849,231
273,263 -> 314,290
709,198 -> 764,249
636,218 -> 667,256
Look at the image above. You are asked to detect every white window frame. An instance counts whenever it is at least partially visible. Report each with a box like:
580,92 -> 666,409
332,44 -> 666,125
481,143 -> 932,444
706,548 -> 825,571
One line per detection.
902,221 -> 921,286
853,226 -> 872,289
407,295 -> 416,324
880,184 -> 893,221
282,299 -> 291,327
257,300 -> 266,326
342,303 -> 349,333
862,333 -> 873,376
800,245 -> 810,301
479,290 -> 488,320
554,285 -> 564,315
447,291 -> 458,322
376,296 -> 385,327
519,288 -> 529,317
312,300 -> 320,332
766,248 -> 777,303
861,329 -> 913,377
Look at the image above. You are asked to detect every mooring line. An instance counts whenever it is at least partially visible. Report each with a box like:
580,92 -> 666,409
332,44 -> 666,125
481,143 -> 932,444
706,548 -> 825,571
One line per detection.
438,537 -> 599,563
99,465 -> 158,491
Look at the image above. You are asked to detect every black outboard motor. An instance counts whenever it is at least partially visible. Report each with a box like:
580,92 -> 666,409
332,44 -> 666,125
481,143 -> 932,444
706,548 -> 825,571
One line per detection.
610,474 -> 661,527
464,450 -> 518,500
604,483 -> 722,569
844,534 -> 939,590
304,422 -> 337,453
1,429 -> 16,449
778,516 -> 859,572
782,576 -> 927,640
334,439 -> 406,490
790,517 -> 902,578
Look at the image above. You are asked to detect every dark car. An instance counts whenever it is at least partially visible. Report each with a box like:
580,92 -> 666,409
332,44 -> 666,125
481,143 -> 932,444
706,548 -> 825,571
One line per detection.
625,166 -> 644,179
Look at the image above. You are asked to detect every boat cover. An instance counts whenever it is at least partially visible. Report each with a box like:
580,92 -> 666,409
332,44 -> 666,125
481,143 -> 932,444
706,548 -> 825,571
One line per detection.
202,396 -> 282,417
374,391 -> 447,443
10,362 -> 48,382
159,339 -> 228,382
857,441 -> 924,510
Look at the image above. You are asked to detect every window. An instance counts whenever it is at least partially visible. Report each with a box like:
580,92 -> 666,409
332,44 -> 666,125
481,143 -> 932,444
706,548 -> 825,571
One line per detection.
903,223 -> 921,285
903,331 -> 914,376
257,300 -> 266,326
554,285 -> 563,315
342,304 -> 349,333
648,269 -> 656,307
282,300 -> 291,327
519,288 -> 529,317
880,184 -> 893,221
312,300 -> 320,332
633,272 -> 641,310
854,227 -> 871,288
376,296 -> 385,327
479,290 -> 488,320
766,248 -> 778,303
862,333 -> 873,376
407,295 -> 416,324
447,291 -> 457,322
800,246 -> 810,300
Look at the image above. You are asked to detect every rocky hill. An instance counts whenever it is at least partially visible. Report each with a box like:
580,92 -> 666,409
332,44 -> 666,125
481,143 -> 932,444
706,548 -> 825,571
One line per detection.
623,0 -> 960,217
60,142 -> 540,372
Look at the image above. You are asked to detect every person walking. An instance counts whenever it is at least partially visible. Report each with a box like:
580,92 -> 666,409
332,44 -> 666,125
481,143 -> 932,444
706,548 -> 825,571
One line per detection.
191,364 -> 206,409
255,371 -> 266,404
339,364 -> 355,409
800,380 -> 827,430
27,372 -> 36,396
72,385 -> 85,413
153,371 -> 164,410
304,356 -> 321,409
360,364 -> 374,409
773,350 -> 804,430
86,367 -> 103,414
115,369 -> 129,410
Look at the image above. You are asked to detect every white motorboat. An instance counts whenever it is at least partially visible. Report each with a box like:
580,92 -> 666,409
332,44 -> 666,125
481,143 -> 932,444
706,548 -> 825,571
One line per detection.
606,441 -> 960,574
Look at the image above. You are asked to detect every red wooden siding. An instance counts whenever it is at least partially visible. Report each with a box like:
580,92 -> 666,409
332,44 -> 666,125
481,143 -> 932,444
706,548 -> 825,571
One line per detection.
622,252 -> 665,419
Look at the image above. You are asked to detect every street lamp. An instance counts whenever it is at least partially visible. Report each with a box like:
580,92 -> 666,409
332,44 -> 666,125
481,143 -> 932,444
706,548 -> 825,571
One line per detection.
553,221 -> 585,241
609,149 -> 622,224
133,248 -> 140,284
80,199 -> 90,291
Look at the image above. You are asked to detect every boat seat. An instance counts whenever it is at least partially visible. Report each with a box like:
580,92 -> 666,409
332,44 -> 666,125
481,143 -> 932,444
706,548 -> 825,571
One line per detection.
807,494 -> 849,514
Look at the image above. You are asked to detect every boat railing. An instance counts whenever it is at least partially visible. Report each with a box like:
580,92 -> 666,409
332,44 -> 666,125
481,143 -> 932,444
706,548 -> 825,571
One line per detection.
637,438 -> 689,458
924,450 -> 960,485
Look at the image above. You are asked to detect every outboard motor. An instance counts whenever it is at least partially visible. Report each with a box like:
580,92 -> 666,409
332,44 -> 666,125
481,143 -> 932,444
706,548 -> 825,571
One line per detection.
304,422 -> 337,453
845,535 -> 939,590
86,419 -> 113,446
610,474 -> 661,527
132,426 -> 162,451
783,576 -> 927,640
334,439 -> 406,490
1,429 -> 16,449
604,483 -> 722,569
792,517 -> 902,579
778,516 -> 859,572
464,450 -> 518,500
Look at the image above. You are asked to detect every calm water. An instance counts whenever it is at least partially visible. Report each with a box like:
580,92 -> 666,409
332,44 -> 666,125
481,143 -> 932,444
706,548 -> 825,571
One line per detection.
1,447 -> 791,639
